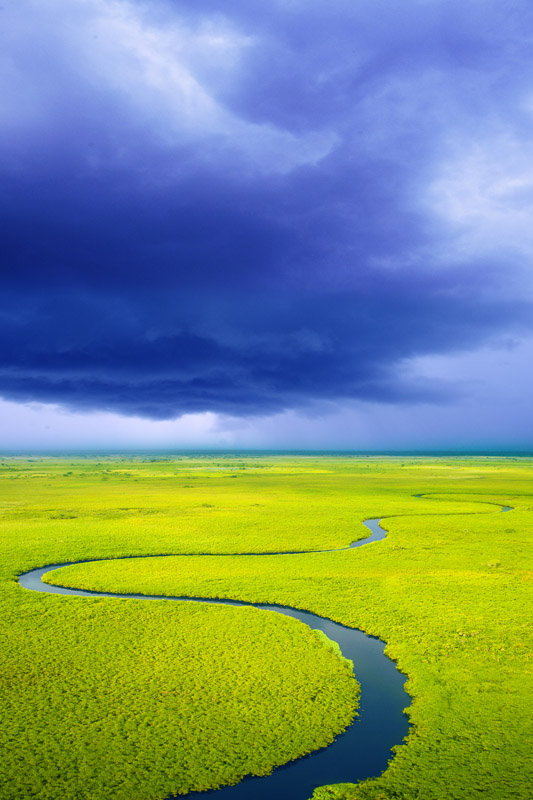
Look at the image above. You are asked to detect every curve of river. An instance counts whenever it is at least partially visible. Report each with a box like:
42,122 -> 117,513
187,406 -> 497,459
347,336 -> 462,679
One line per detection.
17,498 -> 512,800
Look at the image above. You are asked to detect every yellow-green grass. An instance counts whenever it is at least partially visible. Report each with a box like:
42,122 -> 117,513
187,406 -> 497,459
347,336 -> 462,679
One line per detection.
1,459 -> 360,799
1,455 -> 532,799
2,596 -> 357,799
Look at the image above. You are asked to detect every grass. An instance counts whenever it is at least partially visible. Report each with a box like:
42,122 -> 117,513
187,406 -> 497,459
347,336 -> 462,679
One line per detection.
1,455 -> 532,799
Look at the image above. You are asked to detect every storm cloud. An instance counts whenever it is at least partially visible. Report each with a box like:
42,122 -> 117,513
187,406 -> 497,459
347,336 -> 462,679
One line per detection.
2,0 -> 533,419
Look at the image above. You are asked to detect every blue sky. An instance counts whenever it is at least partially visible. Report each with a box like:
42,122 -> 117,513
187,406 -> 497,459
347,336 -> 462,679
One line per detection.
2,0 -> 533,449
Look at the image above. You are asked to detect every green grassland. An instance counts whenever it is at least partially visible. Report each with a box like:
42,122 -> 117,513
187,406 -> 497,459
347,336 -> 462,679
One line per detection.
1,455 -> 532,799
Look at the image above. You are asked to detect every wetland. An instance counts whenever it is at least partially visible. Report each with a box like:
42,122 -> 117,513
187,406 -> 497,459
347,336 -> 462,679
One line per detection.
1,455 -> 531,799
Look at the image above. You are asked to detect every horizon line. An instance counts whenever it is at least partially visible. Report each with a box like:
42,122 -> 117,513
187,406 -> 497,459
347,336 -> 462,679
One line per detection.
2,448 -> 533,458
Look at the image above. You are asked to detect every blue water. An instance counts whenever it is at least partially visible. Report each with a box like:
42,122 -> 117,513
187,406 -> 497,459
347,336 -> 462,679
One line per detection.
17,502 -> 512,799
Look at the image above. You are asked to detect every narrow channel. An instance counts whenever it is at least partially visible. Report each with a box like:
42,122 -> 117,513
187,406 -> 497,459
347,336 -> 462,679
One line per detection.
17,503 -> 511,800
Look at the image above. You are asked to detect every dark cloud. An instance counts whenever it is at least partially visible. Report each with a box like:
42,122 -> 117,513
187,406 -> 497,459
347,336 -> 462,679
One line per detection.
2,0 -> 533,419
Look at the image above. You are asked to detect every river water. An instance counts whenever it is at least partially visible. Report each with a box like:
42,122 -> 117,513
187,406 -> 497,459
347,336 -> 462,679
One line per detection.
18,503 -> 511,799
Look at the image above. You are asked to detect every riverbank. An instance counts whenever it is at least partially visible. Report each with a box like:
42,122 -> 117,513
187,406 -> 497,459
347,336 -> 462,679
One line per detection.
1,456 -> 532,799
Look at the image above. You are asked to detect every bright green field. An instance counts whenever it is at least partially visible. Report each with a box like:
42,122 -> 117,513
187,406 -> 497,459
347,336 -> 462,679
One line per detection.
1,455 -> 532,800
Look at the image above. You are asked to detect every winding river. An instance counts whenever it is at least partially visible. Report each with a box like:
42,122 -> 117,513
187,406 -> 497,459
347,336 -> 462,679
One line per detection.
17,497 -> 512,800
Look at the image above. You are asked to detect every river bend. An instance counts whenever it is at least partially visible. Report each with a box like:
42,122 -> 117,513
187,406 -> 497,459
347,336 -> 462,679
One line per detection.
18,500 -> 511,800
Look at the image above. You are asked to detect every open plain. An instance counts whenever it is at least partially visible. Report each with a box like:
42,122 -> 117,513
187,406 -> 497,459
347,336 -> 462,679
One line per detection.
1,455 -> 531,800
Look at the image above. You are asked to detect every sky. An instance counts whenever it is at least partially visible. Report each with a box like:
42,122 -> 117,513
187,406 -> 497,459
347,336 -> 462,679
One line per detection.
2,0 -> 533,450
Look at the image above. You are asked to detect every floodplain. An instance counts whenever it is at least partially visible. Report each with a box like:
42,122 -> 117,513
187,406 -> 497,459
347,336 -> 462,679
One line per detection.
1,455 -> 531,800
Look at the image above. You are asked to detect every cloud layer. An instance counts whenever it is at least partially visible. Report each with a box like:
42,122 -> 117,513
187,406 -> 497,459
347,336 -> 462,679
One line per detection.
2,0 -> 533,421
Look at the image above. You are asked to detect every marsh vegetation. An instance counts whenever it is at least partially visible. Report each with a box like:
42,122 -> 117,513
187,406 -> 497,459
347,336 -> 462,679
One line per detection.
1,455 -> 532,799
